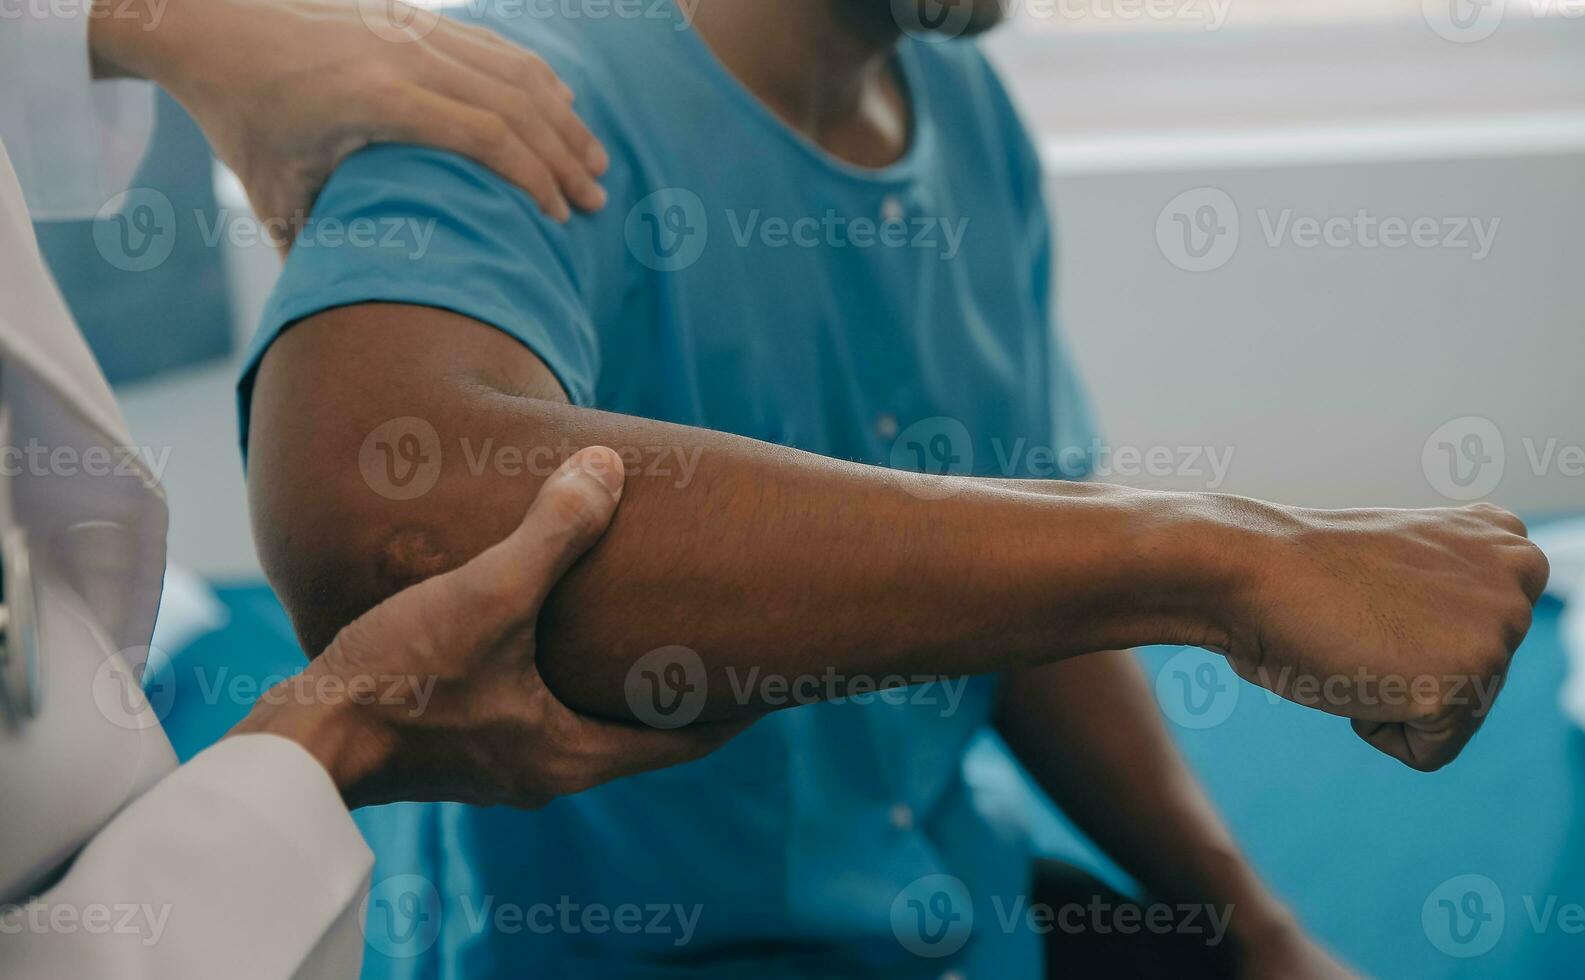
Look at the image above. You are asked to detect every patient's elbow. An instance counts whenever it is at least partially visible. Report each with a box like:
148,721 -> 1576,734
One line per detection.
248,456 -> 465,659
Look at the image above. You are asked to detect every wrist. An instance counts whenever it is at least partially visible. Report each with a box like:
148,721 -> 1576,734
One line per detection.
88,0 -> 185,81
1100,488 -> 1275,651
229,663 -> 394,809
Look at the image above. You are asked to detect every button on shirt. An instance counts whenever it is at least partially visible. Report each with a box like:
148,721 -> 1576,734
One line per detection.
238,3 -> 1097,977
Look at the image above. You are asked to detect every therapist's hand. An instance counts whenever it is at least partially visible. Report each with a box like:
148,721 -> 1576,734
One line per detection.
233,447 -> 743,810
89,0 -> 608,235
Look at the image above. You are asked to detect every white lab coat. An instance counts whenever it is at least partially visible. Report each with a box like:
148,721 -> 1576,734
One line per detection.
0,6 -> 374,977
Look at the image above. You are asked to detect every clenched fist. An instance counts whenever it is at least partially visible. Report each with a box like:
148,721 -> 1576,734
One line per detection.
1211,499 -> 1548,770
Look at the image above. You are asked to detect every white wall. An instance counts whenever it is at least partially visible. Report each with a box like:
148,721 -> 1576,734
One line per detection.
1045,150 -> 1585,513
984,13 -> 1585,515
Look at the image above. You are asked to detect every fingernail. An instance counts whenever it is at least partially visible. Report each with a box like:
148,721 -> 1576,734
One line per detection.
575,446 -> 625,500
587,144 -> 609,174
588,184 -> 608,209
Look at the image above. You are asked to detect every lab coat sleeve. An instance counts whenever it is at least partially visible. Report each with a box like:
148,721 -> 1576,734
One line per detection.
0,0 -> 156,220
0,734 -> 374,980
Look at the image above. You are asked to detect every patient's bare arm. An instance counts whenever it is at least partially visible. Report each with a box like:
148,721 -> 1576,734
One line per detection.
248,302 -> 1547,769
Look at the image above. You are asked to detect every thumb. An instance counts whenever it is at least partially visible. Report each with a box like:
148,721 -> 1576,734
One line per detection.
442,445 -> 626,640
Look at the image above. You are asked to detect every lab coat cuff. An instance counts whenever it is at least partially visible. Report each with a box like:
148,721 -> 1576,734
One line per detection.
184,734 -> 374,882
15,0 -> 155,221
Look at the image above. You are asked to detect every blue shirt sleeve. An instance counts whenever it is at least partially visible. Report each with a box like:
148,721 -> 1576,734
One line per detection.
996,63 -> 1099,481
236,144 -> 601,450
1029,183 -> 1101,481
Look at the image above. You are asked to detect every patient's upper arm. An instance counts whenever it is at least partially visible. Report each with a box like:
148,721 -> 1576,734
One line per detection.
246,302 -> 573,656
237,138 -> 615,654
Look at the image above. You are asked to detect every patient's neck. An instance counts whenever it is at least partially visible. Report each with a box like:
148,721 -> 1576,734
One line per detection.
679,0 -> 912,169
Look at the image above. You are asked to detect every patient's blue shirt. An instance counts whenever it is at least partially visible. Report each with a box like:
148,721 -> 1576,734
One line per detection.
240,3 -> 1097,976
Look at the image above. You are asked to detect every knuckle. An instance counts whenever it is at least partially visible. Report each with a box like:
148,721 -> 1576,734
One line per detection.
529,757 -> 575,797
512,53 -> 555,88
500,90 -> 538,126
1406,697 -> 1448,726
545,755 -> 597,796
1524,543 -> 1552,594
1411,753 -> 1449,773
1501,603 -> 1534,650
512,161 -> 558,203
469,115 -> 512,155
1475,639 -> 1510,673
369,68 -> 410,106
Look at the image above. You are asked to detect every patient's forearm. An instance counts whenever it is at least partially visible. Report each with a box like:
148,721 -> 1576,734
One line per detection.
501,402 -> 1235,720
248,305 -> 1252,722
